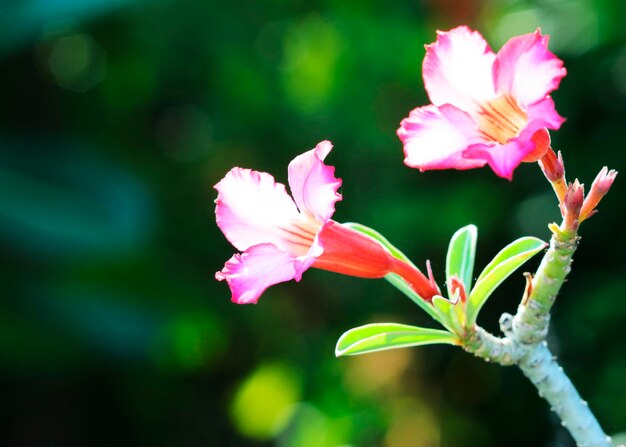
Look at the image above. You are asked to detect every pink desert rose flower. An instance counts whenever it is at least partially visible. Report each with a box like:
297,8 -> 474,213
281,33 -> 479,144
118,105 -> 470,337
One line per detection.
397,26 -> 566,179
215,141 -> 440,304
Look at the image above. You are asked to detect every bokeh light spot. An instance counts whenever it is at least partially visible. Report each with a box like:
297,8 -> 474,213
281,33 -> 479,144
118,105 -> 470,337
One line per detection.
40,32 -> 106,92
281,15 -> 342,114
343,345 -> 412,396
230,362 -> 302,440
491,8 -> 546,48
278,403 -> 330,447
491,1 -> 600,56
384,398 -> 440,447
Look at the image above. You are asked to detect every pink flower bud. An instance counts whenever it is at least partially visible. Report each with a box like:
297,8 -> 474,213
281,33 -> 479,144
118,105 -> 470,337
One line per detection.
563,180 -> 584,230
579,167 -> 618,222
538,148 -> 565,183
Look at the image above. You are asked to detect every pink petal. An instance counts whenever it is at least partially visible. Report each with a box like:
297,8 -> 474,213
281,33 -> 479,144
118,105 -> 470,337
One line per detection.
398,104 -> 488,171
494,29 -> 566,107
216,243 -> 300,304
287,141 -> 342,222
463,139 -> 534,180
215,168 -> 300,252
523,96 -> 566,134
423,26 -> 497,113
463,97 -> 565,180
506,97 -> 565,167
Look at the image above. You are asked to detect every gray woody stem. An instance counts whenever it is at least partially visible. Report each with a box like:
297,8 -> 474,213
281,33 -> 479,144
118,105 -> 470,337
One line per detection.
518,342 -> 611,447
465,223 -> 612,447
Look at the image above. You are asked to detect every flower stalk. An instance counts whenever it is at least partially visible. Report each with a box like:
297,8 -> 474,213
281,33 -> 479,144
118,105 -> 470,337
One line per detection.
517,342 -> 612,447
509,223 -> 578,344
539,148 -> 567,205
462,162 -> 617,446
463,220 -> 612,446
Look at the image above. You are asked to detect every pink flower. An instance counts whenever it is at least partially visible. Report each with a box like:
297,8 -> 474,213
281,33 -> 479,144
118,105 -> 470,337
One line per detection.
215,141 -> 440,304
397,26 -> 566,179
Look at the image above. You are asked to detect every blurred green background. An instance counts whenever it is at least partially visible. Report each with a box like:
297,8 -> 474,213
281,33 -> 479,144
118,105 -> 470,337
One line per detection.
1,0 -> 625,445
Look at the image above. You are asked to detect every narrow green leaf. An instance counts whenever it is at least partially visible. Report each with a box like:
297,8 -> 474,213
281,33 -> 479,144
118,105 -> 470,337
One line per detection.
476,237 -> 546,283
385,274 -> 441,321
342,222 -> 440,322
335,323 -> 459,357
432,296 -> 463,335
466,236 -> 547,327
445,225 -> 477,296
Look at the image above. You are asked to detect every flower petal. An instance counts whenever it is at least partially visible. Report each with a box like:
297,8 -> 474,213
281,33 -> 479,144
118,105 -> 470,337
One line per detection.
216,243 -> 299,304
512,96 -> 566,165
463,96 -> 565,180
423,26 -> 496,113
494,29 -> 566,107
398,104 -> 487,171
215,168 -> 300,252
463,139 -> 534,180
523,96 -> 566,134
313,221 -> 393,277
287,140 -> 342,222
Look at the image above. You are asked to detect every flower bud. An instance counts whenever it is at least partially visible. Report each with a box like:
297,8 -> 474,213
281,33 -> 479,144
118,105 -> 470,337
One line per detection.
563,179 -> 584,230
538,148 -> 564,182
579,167 -> 618,222
539,149 -> 567,206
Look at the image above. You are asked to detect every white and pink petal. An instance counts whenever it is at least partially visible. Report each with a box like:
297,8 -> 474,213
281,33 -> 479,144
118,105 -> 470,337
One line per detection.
494,29 -> 566,107
215,243 -> 300,304
523,96 -> 566,133
215,168 -> 300,252
463,139 -> 535,180
423,26 -> 497,113
287,141 -> 342,222
398,104 -> 487,171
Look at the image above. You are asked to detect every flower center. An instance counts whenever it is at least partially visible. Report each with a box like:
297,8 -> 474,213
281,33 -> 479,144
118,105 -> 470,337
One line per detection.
276,214 -> 321,257
476,95 -> 527,144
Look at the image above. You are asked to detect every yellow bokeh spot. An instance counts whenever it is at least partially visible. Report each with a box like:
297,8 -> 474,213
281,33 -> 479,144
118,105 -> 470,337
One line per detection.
384,398 -> 440,447
230,362 -> 302,440
343,343 -> 413,396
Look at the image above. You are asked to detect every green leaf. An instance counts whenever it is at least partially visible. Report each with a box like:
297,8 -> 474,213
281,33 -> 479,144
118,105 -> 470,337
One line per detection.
445,224 -> 477,296
384,274 -> 441,321
466,237 -> 547,327
475,237 -> 546,283
335,323 -> 459,357
432,296 -> 463,335
342,222 -> 440,322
